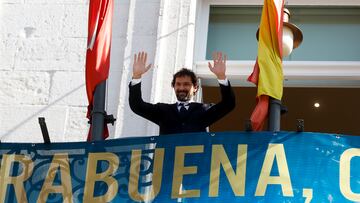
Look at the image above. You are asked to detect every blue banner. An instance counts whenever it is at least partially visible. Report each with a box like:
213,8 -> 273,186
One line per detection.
0,131 -> 360,202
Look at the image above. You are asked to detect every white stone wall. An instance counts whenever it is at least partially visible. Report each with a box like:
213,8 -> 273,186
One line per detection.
0,0 -> 200,142
0,0 -> 90,142
0,0 -> 178,142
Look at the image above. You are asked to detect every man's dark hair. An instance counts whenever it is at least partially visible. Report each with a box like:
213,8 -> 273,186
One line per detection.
171,68 -> 198,87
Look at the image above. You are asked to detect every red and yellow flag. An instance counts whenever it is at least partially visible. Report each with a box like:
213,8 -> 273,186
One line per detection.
248,0 -> 284,130
85,0 -> 114,140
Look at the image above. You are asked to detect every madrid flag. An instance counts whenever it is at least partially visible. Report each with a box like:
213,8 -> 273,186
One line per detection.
248,0 -> 284,130
85,0 -> 114,140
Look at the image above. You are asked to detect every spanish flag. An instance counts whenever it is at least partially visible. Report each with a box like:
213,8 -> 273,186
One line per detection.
248,0 -> 284,130
85,0 -> 114,140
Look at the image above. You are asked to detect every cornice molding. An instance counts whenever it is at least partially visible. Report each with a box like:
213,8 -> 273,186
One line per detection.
195,61 -> 360,87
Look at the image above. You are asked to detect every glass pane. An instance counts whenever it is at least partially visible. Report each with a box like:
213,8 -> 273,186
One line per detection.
287,7 -> 360,61
206,6 -> 360,61
206,7 -> 261,60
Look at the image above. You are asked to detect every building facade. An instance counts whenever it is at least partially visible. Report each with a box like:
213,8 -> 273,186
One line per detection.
1,0 -> 359,142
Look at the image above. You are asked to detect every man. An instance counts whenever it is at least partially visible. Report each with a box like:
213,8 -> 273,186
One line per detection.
129,51 -> 235,135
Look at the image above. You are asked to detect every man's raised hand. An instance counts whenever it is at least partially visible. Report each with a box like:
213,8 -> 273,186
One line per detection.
132,51 -> 152,79
208,52 -> 227,80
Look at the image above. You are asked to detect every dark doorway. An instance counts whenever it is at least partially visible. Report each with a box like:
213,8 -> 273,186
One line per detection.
203,86 -> 360,135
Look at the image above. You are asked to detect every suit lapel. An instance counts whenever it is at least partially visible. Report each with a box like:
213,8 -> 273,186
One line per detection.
171,103 -> 179,114
187,102 -> 200,113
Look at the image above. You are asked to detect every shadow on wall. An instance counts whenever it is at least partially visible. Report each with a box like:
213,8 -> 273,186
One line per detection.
1,84 -> 85,142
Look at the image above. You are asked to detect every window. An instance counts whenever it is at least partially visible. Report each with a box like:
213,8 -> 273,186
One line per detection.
206,7 -> 260,60
194,1 -> 360,133
207,6 -> 360,61
194,2 -> 360,88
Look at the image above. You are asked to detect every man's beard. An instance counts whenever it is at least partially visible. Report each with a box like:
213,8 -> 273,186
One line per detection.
176,90 -> 190,102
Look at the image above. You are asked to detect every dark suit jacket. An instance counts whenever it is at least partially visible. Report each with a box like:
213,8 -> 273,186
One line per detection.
129,82 -> 235,135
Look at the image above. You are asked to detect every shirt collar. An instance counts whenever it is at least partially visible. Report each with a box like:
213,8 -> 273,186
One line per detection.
176,100 -> 193,106
176,101 -> 192,111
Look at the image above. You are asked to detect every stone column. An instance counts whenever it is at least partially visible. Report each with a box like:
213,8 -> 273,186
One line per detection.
114,0 -> 198,137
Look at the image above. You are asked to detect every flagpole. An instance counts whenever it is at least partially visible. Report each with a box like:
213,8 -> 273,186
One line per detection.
91,80 -> 106,141
266,8 -> 302,132
268,97 -> 281,131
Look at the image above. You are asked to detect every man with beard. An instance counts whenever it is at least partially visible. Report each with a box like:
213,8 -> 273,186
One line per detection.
128,51 -> 235,135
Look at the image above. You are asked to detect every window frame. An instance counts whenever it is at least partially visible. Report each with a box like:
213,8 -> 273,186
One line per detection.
194,0 -> 360,87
